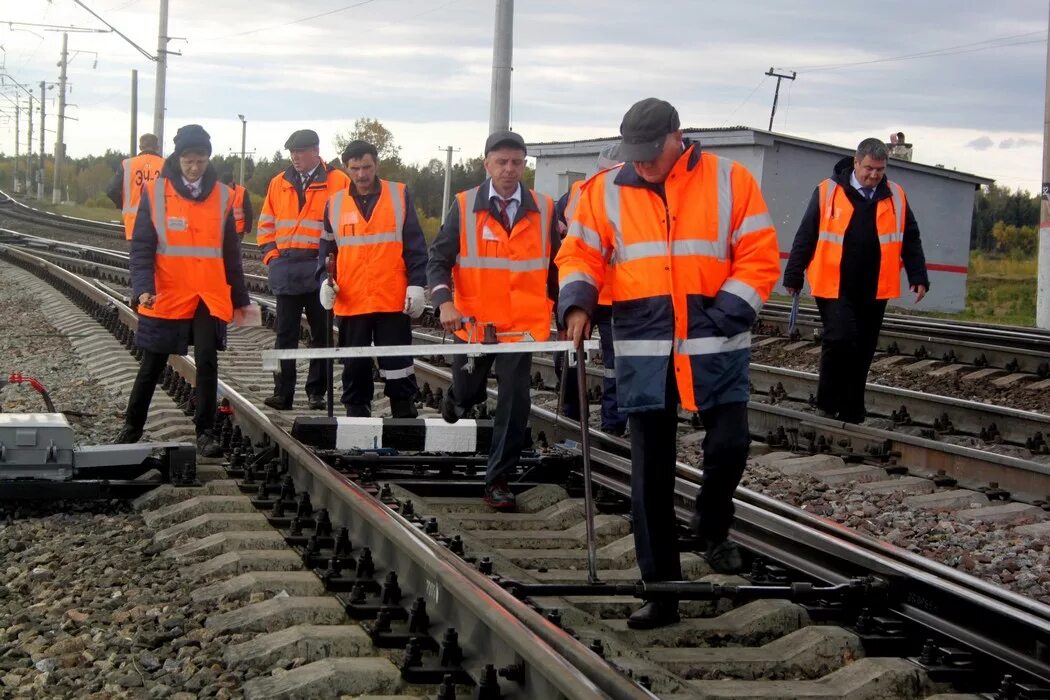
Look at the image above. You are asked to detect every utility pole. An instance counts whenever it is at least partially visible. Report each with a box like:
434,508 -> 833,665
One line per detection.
238,114 -> 247,185
38,81 -> 46,199
765,67 -> 796,132
1038,4 -> 1050,329
130,69 -> 138,155
52,32 -> 68,204
153,0 -> 169,151
488,0 -> 513,134
13,97 -> 19,193
25,94 -> 32,194
439,145 -> 460,223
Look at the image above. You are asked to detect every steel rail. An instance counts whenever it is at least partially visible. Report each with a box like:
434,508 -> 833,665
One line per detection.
0,244 -> 653,700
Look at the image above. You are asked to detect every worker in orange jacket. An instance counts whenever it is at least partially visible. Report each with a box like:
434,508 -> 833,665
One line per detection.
106,133 -> 164,240
783,138 -> 929,423
257,129 -> 351,411
116,124 -> 251,456
220,171 -> 253,236
427,131 -> 560,511
559,99 -> 780,629
318,140 -> 429,418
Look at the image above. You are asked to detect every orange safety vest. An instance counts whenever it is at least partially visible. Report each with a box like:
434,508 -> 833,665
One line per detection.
325,179 -> 408,316
556,146 -> 780,412
452,186 -> 554,343
230,184 -> 248,235
564,179 -> 613,306
257,167 -> 351,264
139,178 -> 234,322
807,179 -> 907,300
121,153 -> 164,240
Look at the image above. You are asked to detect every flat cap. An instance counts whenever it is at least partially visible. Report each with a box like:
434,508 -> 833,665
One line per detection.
484,130 -> 526,155
611,98 -> 680,162
285,129 -> 320,149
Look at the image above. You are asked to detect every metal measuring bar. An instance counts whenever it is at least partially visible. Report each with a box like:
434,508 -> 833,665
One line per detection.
261,340 -> 601,371
575,346 -> 600,584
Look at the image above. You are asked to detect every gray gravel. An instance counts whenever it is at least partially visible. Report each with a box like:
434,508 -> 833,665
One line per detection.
0,260 -> 249,697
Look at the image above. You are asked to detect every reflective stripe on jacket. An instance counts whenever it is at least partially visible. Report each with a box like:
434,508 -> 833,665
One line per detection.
139,177 -> 234,322
230,184 -> 248,235
452,186 -> 554,343
324,179 -> 408,316
565,179 -> 613,306
121,154 -> 163,240
807,178 -> 907,300
556,145 -> 780,413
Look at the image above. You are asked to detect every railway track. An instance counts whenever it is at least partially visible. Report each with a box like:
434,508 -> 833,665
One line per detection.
3,239 -> 1049,698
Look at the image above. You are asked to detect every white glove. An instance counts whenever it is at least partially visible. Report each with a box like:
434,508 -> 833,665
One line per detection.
319,278 -> 339,310
403,286 -> 426,319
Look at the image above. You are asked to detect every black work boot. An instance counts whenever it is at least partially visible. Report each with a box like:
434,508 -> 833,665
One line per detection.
390,398 -> 418,419
114,424 -> 143,444
627,600 -> 680,630
705,540 -> 744,574
440,386 -> 461,424
346,404 -> 371,418
196,431 -> 223,458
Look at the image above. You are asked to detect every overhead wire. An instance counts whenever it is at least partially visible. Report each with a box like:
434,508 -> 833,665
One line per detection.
785,30 -> 1044,73
205,0 -> 380,40
720,75 -> 768,127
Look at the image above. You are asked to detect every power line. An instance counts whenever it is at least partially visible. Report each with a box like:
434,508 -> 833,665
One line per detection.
206,0 -> 380,40
786,30 -> 1045,73
721,75 -> 768,127
70,0 -> 157,61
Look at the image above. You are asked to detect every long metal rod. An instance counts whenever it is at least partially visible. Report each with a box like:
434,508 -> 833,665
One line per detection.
1038,2 -> 1050,329
262,339 -> 599,369
576,345 -> 600,584
38,81 -> 45,199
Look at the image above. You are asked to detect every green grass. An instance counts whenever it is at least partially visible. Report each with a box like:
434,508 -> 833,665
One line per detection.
772,252 -> 1038,326
31,199 -> 123,225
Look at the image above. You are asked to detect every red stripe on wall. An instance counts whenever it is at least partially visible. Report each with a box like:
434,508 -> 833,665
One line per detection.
777,252 -> 967,274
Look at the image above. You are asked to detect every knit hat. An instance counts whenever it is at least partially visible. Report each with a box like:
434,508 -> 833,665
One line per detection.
173,124 -> 212,157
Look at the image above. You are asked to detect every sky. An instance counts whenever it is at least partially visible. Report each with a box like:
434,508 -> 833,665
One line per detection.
0,0 -> 1046,192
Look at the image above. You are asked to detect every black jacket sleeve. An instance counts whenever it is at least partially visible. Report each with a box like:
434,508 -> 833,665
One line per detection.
547,207 -> 561,304
223,213 -> 251,308
401,188 -> 429,288
241,190 -> 254,234
129,195 -> 158,298
782,188 -> 820,290
106,165 -> 124,209
901,202 -> 930,289
427,202 -> 461,307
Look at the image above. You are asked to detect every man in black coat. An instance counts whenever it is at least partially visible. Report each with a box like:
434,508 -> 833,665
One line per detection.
783,138 -> 929,423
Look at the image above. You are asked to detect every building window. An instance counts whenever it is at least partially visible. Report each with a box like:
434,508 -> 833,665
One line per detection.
558,171 -> 586,197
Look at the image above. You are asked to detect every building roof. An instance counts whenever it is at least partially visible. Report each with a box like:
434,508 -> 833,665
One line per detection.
526,127 -> 993,186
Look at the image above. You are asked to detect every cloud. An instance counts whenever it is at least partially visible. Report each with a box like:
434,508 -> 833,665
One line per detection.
998,137 -> 1039,149
966,136 -> 994,150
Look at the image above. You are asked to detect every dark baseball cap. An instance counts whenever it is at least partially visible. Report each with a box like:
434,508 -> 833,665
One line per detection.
611,98 -> 680,162
484,130 -> 526,155
285,129 -> 320,150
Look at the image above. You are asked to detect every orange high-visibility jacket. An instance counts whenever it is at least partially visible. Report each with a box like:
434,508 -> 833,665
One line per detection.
324,179 -> 409,316
556,144 -> 780,412
230,184 -> 248,235
121,153 -> 164,240
257,166 -> 351,263
564,179 -> 613,306
452,186 -> 554,343
807,178 -> 908,300
139,177 -> 234,322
